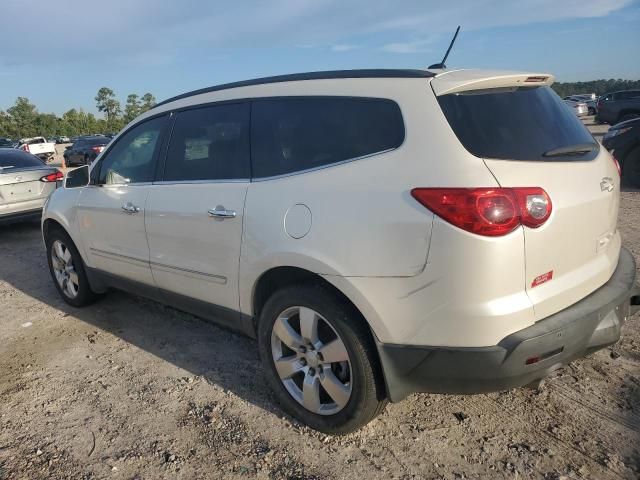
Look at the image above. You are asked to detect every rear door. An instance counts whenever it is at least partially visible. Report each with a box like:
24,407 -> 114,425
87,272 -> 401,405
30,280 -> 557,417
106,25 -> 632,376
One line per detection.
436,83 -> 620,320
145,102 -> 250,312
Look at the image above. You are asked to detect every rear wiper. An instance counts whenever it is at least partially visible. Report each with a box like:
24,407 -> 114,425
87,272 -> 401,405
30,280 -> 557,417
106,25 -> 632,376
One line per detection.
543,143 -> 596,157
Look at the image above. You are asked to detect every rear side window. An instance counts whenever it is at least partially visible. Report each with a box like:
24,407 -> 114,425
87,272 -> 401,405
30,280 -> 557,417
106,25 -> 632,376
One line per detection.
251,97 -> 404,178
0,150 -> 44,169
164,103 -> 250,181
438,86 -> 597,161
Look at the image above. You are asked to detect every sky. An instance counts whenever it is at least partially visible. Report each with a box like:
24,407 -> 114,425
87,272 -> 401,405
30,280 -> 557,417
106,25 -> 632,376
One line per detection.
1,0 -> 639,115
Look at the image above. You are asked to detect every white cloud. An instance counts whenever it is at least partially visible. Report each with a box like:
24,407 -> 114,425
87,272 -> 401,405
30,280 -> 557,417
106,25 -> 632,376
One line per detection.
381,37 -> 436,54
331,44 -> 358,52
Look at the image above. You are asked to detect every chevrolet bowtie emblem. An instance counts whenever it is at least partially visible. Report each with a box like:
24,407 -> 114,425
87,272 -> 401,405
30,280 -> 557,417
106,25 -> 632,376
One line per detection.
600,177 -> 614,192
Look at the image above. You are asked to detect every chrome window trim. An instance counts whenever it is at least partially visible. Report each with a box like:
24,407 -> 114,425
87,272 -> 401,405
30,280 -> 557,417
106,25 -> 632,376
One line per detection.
151,178 -> 250,186
250,147 -> 398,183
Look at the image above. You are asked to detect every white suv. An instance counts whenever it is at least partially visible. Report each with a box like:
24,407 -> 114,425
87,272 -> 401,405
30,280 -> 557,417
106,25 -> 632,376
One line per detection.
43,69 -> 640,434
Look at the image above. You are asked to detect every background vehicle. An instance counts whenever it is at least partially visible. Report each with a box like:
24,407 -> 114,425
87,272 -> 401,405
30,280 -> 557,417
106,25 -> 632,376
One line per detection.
16,136 -> 56,161
0,138 -> 15,148
597,90 -> 640,124
0,148 -> 61,225
603,117 -> 640,187
565,94 -> 597,115
63,136 -> 110,166
563,98 -> 588,116
56,136 -> 70,144
42,69 -> 639,434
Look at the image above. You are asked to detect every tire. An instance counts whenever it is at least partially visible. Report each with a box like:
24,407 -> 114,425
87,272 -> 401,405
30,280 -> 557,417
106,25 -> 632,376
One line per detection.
622,146 -> 640,189
588,107 -> 596,115
257,284 -> 387,434
45,227 -> 97,307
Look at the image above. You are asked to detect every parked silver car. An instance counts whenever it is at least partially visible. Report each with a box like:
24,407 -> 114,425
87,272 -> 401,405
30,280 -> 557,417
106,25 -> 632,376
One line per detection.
563,98 -> 589,116
564,95 -> 597,115
0,148 -> 62,225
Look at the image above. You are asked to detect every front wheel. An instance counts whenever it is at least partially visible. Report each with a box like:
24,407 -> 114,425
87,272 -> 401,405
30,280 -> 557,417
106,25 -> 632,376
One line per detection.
46,228 -> 97,307
257,285 -> 387,434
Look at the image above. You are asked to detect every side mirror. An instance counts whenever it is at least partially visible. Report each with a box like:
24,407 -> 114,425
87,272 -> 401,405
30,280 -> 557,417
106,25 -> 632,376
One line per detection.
64,165 -> 90,189
65,145 -> 72,150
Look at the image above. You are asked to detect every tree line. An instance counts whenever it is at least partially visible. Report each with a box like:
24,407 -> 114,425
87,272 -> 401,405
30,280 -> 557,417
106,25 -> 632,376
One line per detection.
0,88 -> 156,140
552,79 -> 640,98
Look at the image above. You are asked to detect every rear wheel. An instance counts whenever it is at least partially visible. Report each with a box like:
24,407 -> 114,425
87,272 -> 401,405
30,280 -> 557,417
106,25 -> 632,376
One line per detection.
622,146 -> 640,188
257,285 -> 386,434
46,228 -> 97,307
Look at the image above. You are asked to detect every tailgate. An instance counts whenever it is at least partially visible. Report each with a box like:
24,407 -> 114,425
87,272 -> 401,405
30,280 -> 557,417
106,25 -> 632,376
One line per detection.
0,168 -> 55,204
484,151 -> 620,320
435,78 -> 621,321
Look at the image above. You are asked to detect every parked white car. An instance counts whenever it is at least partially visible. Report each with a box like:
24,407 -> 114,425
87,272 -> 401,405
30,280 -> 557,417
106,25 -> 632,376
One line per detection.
563,98 -> 589,116
17,136 -> 56,161
42,68 -> 640,433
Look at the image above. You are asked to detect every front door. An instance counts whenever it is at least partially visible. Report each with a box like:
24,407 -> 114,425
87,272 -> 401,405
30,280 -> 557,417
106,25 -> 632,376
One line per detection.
145,102 -> 250,312
77,115 -> 168,285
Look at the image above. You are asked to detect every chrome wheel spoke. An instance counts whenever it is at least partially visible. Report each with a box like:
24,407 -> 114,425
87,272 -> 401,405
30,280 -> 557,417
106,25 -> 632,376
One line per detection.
54,241 -> 65,262
273,317 -> 304,350
62,248 -> 72,263
299,307 -> 319,344
320,368 -> 350,408
302,373 -> 321,412
68,270 -> 79,287
318,338 -> 349,363
274,356 -> 302,380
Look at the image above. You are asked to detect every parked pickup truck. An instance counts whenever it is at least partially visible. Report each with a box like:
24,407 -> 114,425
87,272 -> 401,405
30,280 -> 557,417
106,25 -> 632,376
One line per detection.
17,137 -> 56,162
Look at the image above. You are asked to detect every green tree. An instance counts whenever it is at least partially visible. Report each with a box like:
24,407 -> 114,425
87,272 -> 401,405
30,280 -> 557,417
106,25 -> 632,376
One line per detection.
95,87 -> 121,130
7,97 -> 38,138
124,94 -> 141,123
140,92 -> 156,113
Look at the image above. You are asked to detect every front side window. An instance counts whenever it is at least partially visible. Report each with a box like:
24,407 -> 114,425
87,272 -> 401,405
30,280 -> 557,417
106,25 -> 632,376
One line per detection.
163,103 -> 250,182
97,115 -> 166,185
251,97 -> 404,178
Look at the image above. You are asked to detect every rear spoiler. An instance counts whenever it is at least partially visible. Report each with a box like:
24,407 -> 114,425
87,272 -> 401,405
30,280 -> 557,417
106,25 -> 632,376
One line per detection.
430,70 -> 555,96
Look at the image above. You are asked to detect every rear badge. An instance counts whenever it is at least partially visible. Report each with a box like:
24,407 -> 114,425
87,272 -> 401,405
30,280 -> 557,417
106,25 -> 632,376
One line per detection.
531,271 -> 553,288
600,177 -> 614,192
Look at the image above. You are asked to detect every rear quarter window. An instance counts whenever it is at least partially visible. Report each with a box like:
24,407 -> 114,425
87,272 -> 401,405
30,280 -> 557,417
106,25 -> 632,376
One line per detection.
251,97 -> 404,178
437,86 -> 597,161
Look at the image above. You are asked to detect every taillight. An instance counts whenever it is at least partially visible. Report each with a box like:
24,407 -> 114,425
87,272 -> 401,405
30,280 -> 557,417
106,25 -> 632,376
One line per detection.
22,144 -> 30,153
410,187 -> 552,237
611,155 -> 621,176
91,146 -> 105,153
40,171 -> 64,182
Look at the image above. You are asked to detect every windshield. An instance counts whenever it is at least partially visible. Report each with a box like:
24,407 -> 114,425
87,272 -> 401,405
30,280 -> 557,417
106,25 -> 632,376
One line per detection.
437,86 -> 597,161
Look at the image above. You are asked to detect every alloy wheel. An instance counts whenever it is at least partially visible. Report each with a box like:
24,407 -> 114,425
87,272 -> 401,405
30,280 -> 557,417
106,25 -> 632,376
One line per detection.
271,306 -> 352,415
51,240 -> 79,299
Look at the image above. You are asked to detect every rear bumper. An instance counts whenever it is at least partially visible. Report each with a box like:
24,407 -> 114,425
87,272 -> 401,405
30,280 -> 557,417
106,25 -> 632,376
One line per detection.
377,247 -> 640,402
0,208 -> 42,225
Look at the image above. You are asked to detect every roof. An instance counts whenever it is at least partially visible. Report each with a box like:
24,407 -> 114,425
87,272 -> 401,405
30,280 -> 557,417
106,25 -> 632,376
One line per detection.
154,69 -> 435,108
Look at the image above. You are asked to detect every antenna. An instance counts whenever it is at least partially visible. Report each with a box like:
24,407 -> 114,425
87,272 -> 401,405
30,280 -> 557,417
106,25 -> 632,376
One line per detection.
428,26 -> 460,69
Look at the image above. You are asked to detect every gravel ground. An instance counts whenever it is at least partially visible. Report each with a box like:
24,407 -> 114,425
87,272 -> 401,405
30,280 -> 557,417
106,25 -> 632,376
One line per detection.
1,119 -> 639,480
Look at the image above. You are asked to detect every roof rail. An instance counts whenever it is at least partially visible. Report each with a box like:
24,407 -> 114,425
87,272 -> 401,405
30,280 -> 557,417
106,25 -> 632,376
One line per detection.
153,69 -> 435,108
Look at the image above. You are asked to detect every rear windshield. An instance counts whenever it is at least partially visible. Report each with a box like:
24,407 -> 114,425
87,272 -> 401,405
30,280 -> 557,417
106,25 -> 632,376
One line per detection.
0,149 -> 45,169
85,137 -> 109,145
438,86 -> 597,161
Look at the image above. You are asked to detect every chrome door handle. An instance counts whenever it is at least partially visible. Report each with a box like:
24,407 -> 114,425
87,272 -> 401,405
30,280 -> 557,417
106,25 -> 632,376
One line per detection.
208,206 -> 236,219
121,202 -> 140,214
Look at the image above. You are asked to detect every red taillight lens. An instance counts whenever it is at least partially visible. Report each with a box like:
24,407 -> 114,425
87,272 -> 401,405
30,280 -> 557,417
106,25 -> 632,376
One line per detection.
91,145 -> 105,153
411,187 -> 552,237
611,155 -> 621,176
40,171 -> 64,182
22,144 -> 30,153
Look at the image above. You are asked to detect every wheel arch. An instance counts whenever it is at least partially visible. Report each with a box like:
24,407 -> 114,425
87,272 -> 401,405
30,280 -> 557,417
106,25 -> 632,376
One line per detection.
250,265 -> 389,397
